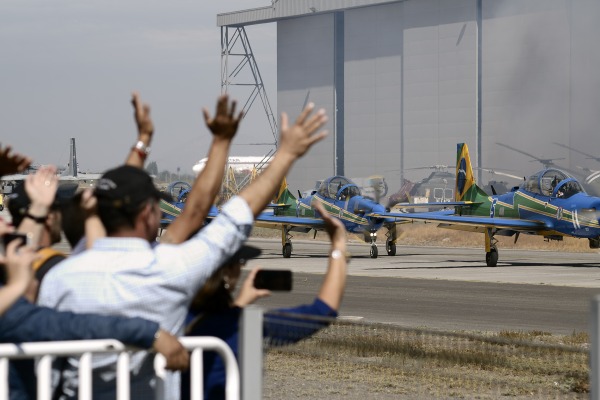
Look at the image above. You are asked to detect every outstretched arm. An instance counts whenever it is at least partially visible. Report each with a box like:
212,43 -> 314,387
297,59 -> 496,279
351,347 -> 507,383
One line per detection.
17,166 -> 58,247
313,201 -> 348,311
125,91 -> 154,168
240,103 -> 328,217
161,95 -> 243,244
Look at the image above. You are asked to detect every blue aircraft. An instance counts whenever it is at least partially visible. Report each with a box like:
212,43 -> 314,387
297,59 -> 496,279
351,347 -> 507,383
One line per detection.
160,176 -> 405,258
373,143 -> 600,267
254,176 -> 405,258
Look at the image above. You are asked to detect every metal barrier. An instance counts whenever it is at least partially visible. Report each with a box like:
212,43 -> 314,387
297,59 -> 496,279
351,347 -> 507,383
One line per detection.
0,336 -> 240,400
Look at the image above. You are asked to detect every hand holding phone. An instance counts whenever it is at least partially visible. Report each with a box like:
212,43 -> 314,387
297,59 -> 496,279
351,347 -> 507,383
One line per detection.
1,233 -> 29,255
254,269 -> 293,291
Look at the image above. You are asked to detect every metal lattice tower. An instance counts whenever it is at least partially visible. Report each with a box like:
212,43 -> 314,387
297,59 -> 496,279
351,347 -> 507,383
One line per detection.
221,26 -> 278,148
220,26 -> 278,193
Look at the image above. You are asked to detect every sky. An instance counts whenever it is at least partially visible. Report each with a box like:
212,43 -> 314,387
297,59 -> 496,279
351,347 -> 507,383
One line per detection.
0,0 -> 277,174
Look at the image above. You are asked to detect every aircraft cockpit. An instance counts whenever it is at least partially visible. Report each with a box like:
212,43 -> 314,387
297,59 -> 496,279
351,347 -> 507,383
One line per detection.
318,176 -> 361,200
521,169 -> 585,198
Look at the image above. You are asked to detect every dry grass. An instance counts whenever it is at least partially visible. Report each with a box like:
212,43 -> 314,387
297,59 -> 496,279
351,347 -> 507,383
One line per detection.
254,220 -> 593,398
264,323 -> 589,399
251,222 -> 595,252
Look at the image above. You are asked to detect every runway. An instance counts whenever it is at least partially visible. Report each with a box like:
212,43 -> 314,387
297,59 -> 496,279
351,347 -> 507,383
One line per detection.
244,237 -> 600,335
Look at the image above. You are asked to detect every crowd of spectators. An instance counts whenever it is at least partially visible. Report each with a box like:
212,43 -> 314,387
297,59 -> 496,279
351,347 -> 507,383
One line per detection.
0,92 -> 349,399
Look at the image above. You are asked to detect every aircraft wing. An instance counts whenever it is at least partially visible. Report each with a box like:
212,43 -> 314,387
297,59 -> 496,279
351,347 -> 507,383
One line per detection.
0,174 -> 28,181
370,210 -> 548,231
255,212 -> 326,229
394,201 -> 481,208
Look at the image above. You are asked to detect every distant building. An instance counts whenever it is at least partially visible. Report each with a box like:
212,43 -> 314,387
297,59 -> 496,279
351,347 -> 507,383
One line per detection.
192,156 -> 272,176
218,0 -> 600,193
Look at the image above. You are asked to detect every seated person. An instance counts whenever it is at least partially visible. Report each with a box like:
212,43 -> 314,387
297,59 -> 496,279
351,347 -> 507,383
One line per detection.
181,201 -> 348,400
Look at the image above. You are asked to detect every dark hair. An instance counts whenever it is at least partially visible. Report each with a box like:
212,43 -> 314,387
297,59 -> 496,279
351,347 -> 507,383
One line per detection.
189,263 -> 237,314
98,197 -> 154,235
60,192 -> 85,248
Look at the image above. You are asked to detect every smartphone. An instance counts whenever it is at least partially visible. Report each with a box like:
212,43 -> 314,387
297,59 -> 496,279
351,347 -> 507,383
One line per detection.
1,233 -> 28,254
254,269 -> 293,291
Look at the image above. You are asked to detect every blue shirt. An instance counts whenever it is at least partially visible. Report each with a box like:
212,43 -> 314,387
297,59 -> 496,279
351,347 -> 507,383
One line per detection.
0,296 -> 158,400
181,298 -> 337,400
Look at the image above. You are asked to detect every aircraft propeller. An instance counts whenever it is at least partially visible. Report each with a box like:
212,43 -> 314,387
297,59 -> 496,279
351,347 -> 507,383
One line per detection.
496,142 -> 565,168
553,142 -> 600,164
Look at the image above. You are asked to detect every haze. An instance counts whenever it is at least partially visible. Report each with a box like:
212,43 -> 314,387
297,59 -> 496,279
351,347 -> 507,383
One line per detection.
0,0 -> 277,174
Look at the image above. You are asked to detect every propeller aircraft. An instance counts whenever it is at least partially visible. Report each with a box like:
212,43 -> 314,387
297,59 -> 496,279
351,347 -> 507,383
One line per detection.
159,175 -> 405,258
255,176 -> 406,258
496,142 -> 600,196
377,143 -> 600,267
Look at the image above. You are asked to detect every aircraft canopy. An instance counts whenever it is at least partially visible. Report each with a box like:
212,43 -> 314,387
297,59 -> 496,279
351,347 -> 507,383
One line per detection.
521,168 -> 585,198
318,176 -> 361,200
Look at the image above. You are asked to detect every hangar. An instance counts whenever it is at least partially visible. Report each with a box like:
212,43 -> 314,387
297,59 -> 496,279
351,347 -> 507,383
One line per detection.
217,0 -> 600,194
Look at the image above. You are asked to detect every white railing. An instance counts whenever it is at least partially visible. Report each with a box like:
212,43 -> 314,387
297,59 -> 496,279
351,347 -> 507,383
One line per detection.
0,336 -> 239,400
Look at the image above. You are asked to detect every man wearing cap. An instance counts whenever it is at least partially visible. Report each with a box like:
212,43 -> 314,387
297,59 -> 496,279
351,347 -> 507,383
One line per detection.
38,100 -> 328,399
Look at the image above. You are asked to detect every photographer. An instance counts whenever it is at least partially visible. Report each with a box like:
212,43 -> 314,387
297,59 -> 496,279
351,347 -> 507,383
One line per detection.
181,201 -> 348,400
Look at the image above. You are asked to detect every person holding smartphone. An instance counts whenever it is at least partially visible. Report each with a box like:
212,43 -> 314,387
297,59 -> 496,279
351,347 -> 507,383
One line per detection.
181,201 -> 349,400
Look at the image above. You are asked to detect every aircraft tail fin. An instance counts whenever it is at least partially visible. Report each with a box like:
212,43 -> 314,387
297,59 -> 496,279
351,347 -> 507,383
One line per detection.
65,138 -> 78,177
455,143 -> 487,201
273,177 -> 297,206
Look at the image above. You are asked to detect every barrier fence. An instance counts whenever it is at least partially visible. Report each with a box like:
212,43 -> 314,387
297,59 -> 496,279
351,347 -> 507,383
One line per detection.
0,337 -> 239,400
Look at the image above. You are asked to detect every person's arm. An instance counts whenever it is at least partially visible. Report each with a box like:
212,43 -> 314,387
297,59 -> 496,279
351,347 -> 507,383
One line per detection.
161,95 -> 242,244
313,201 -> 347,311
125,91 -> 154,168
17,166 -> 58,248
0,298 -> 189,370
80,188 -> 106,249
240,103 -> 328,217
0,144 -> 32,177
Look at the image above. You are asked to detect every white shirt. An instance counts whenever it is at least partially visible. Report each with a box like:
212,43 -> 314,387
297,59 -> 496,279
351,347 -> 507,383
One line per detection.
38,196 -> 253,399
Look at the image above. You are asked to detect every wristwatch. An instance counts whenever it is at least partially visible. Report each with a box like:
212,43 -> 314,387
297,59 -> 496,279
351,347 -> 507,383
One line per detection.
132,141 -> 151,158
330,249 -> 351,263
134,140 -> 150,154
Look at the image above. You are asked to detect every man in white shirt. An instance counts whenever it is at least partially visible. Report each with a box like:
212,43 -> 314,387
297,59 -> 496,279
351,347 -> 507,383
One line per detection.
38,98 -> 328,399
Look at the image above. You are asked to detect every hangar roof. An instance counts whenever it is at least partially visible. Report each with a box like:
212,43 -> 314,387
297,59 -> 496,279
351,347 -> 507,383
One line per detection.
217,0 -> 404,27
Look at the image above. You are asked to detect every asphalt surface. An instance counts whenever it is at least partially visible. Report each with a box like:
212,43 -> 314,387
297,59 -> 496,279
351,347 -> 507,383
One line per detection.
244,237 -> 600,335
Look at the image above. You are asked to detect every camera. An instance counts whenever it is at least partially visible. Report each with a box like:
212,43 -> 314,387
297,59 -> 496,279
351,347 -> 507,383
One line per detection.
254,269 -> 293,291
1,233 -> 29,255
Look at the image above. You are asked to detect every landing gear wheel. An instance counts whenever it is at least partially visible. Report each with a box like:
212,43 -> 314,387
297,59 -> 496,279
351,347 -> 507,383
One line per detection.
485,247 -> 498,267
282,243 -> 292,258
386,241 -> 396,256
370,245 -> 378,259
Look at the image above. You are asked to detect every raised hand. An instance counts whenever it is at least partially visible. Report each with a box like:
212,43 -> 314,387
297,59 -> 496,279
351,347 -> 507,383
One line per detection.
278,103 -> 328,160
203,94 -> 244,140
0,144 -> 32,177
4,238 -> 37,294
234,267 -> 271,307
80,188 -> 98,217
313,201 -> 346,247
131,91 -> 154,138
25,165 -> 58,213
